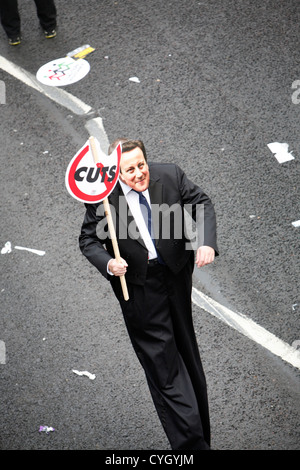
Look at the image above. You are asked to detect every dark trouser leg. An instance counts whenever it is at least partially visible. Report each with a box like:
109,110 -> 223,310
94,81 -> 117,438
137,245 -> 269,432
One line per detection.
33,0 -> 56,30
164,257 -> 211,447
116,264 -> 210,450
0,0 -> 20,38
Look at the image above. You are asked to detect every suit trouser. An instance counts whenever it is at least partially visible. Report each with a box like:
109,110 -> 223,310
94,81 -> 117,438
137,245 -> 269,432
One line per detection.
113,260 -> 210,450
0,0 -> 56,37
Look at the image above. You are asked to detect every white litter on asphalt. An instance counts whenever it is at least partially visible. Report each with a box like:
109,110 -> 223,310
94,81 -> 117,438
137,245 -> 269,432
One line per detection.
72,369 -> 96,380
129,76 -> 140,83
1,242 -> 45,256
292,220 -> 300,228
267,142 -> 294,163
1,241 -> 12,254
39,425 -> 55,433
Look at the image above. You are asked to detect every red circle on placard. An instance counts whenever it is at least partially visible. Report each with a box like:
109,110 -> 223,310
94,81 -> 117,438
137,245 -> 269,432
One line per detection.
67,144 -> 121,202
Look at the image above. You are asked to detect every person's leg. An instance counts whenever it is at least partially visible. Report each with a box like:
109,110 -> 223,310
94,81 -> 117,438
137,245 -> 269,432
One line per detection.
164,259 -> 211,446
33,0 -> 56,34
117,265 -> 209,450
0,0 -> 21,41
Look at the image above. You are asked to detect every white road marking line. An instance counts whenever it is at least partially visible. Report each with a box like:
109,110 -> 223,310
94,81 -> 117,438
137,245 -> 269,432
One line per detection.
192,287 -> 300,370
85,117 -> 109,153
0,55 -> 110,148
2,54 -> 298,371
0,55 -> 92,115
0,340 -> 6,364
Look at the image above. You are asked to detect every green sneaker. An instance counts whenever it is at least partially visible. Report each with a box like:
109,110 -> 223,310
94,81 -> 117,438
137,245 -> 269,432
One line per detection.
8,36 -> 21,46
44,29 -> 56,39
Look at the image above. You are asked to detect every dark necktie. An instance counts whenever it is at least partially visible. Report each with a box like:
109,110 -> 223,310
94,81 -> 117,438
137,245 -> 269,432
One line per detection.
135,191 -> 164,264
138,191 -> 153,237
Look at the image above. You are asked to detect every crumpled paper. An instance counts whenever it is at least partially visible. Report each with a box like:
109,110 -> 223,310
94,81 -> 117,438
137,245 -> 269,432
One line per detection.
267,142 -> 294,163
72,369 -> 96,380
129,76 -> 140,83
1,241 -> 12,254
39,425 -> 55,434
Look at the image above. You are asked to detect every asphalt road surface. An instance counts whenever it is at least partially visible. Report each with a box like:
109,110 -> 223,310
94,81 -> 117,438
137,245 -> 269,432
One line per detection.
0,0 -> 299,453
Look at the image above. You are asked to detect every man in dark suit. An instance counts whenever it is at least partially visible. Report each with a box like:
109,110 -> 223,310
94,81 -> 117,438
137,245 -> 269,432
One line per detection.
79,138 -> 218,450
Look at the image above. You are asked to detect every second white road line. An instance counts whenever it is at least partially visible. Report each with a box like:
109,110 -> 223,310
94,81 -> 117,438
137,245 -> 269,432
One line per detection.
192,287 -> 300,370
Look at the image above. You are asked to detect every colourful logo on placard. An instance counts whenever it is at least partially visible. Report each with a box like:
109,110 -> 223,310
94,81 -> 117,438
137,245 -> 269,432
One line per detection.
36,57 -> 90,86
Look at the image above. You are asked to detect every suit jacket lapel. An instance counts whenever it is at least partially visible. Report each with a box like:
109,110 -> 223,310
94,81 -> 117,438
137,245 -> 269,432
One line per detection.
148,177 -> 163,206
109,183 -> 131,228
148,177 -> 163,242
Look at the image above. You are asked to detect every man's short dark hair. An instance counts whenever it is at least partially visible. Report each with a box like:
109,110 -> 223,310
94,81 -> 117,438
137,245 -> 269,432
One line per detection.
108,138 -> 147,161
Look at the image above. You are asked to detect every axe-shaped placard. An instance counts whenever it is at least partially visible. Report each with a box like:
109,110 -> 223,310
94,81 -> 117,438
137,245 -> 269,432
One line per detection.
65,136 -> 129,301
89,137 -> 129,301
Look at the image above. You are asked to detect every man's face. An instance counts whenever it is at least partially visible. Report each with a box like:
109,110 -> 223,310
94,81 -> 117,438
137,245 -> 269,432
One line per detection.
119,147 -> 150,192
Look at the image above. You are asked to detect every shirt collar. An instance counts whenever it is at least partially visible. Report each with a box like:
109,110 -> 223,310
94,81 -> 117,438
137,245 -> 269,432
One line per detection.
119,179 -> 132,196
119,179 -> 149,198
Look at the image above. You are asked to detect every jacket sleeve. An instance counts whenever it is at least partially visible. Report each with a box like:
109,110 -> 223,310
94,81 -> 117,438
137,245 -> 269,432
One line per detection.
176,165 -> 219,256
79,203 -> 113,279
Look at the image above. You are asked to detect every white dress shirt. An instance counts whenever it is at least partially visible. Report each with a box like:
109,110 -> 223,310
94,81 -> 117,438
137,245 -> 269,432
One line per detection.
119,180 -> 157,260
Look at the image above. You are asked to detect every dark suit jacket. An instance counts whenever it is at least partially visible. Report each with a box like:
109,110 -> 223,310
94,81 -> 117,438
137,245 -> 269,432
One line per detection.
79,162 -> 218,286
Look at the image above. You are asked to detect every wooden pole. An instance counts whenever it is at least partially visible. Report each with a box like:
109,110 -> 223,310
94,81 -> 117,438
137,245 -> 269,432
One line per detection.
89,136 -> 129,301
